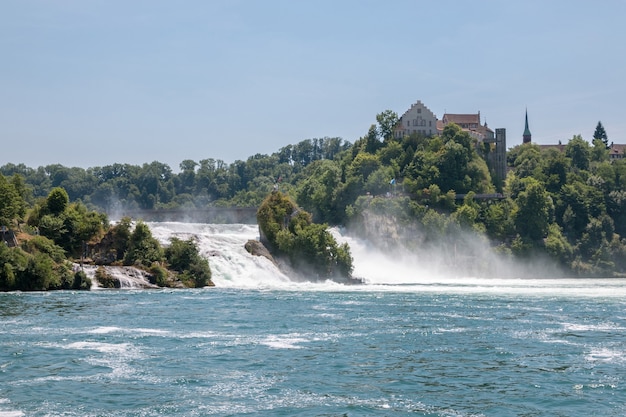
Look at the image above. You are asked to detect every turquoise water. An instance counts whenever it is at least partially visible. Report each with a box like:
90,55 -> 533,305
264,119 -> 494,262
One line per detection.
1,287 -> 625,417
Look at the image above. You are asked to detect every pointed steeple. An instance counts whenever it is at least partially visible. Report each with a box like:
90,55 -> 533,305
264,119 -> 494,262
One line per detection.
523,109 -> 532,143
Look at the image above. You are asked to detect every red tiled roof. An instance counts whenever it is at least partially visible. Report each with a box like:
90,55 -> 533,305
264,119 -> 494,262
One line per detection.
610,144 -> 626,153
443,114 -> 480,125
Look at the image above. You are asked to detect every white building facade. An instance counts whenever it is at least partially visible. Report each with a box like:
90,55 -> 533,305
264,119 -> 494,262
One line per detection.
394,100 -> 438,139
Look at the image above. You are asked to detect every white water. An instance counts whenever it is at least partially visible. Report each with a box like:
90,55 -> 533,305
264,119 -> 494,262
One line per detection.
147,222 -> 292,289
145,222 -> 626,297
81,265 -> 158,289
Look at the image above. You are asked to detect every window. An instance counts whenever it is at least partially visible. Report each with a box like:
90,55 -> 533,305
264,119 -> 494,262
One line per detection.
417,108 -> 422,114
429,120 -> 432,127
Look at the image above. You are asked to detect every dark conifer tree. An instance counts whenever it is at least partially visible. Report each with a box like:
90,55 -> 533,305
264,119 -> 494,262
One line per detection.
593,121 -> 609,148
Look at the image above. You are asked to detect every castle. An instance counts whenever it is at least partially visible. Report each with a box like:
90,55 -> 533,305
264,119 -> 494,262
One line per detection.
393,100 -> 507,182
393,101 -> 624,183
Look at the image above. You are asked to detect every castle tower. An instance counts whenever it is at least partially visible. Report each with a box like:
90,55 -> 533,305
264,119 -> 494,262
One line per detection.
523,109 -> 532,143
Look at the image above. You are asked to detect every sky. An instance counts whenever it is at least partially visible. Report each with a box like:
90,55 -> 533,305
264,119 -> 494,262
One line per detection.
1,0 -> 625,171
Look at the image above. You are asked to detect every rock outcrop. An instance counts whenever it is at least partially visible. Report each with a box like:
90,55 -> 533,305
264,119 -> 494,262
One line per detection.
244,239 -> 276,265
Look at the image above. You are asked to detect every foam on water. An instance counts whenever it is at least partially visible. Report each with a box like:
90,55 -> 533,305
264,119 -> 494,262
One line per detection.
260,335 -> 309,349
586,347 -> 626,363
0,411 -> 24,417
0,399 -> 23,417
87,326 -> 123,334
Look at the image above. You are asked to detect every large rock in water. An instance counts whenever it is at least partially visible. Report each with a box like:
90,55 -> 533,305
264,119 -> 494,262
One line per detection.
244,240 -> 276,265
255,191 -> 355,282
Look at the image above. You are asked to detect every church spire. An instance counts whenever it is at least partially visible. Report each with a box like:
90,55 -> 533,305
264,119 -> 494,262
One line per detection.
523,108 -> 532,143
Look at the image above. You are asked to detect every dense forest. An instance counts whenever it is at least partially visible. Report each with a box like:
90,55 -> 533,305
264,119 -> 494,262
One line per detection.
2,112 -> 626,278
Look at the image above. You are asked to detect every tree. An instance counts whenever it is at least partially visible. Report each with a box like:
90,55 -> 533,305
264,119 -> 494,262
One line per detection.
512,143 -> 542,178
436,141 -> 470,193
178,159 -> 198,195
296,160 -> 342,223
593,121 -> 608,149
363,124 -> 382,154
46,187 -> 69,216
0,174 -> 24,226
591,138 -> 609,162
539,150 -> 569,193
124,221 -> 164,267
513,177 -> 554,241
565,135 -> 590,171
348,153 -> 381,183
376,110 -> 399,143
165,237 -> 212,287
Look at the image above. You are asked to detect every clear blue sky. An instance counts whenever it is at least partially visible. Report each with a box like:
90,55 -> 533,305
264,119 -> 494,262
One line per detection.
1,0 -> 625,170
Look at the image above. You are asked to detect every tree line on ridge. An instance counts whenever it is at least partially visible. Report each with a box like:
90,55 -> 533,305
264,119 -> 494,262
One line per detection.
2,112 -> 626,279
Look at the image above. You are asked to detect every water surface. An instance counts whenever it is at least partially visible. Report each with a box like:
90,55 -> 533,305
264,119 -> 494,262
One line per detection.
1,287 -> 625,417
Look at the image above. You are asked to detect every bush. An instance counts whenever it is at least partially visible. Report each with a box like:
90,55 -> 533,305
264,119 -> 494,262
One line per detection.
72,270 -> 92,290
95,266 -> 118,288
46,187 -> 69,215
123,221 -> 164,267
149,262 -> 169,287
20,252 -> 59,290
21,235 -> 66,263
165,237 -> 212,287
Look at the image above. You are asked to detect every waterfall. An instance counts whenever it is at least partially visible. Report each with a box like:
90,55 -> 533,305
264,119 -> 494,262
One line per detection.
82,221 -> 626,296
82,265 -> 159,289
147,222 -> 292,289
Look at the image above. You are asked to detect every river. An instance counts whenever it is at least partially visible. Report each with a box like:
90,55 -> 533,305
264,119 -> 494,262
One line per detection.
1,222 -> 625,416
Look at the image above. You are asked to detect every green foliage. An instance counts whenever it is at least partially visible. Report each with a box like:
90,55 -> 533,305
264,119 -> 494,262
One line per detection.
258,191 -> 353,280
483,199 -> 516,240
95,266 -> 118,288
113,216 -> 133,244
165,237 -> 212,287
257,191 -> 299,251
124,221 -> 164,267
32,198 -> 107,255
0,233 -> 91,291
296,160 -> 342,223
593,121 -> 608,148
544,223 -> 573,264
376,110 -> 399,143
46,187 -> 69,215
0,174 -> 26,226
22,252 -> 59,290
512,177 -> 554,241
38,214 -> 67,243
565,135 -> 590,171
511,144 -> 542,178
72,270 -> 92,290
510,235 -> 534,257
21,236 -> 66,263
591,139 -> 609,162
3,108 -> 626,278
149,263 -> 169,287
0,244 -> 25,290
349,153 -> 381,183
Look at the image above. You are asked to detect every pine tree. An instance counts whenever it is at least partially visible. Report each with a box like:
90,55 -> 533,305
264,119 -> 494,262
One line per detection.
593,121 -> 608,149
